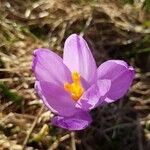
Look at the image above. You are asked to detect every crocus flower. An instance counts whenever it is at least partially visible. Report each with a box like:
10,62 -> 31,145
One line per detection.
32,34 -> 135,131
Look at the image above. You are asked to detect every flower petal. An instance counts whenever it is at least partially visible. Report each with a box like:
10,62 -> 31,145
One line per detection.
35,81 -> 77,117
63,34 -> 97,85
97,60 -> 135,101
32,48 -> 72,87
51,111 -> 92,131
76,79 -> 111,111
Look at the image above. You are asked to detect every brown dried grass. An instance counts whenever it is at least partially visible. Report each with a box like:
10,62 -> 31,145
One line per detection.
0,0 -> 150,149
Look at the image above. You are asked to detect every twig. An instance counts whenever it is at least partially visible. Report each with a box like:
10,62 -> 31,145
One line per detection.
137,118 -> 144,150
22,105 -> 44,150
0,101 -> 13,111
70,132 -> 76,150
48,134 -> 70,150
0,77 -> 35,82
13,113 -> 36,120
0,113 -> 14,124
0,67 -> 30,72
104,122 -> 137,132
80,14 -> 93,37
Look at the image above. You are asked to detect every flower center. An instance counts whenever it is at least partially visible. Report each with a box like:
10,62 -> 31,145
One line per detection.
64,72 -> 84,101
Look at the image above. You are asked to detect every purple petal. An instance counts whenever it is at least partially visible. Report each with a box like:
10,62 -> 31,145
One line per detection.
63,34 -> 97,85
51,111 -> 92,131
97,60 -> 135,101
35,81 -> 77,117
32,48 -> 72,87
104,97 -> 115,103
76,79 -> 111,111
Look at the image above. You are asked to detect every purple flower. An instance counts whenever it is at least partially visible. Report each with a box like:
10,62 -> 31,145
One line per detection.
32,34 -> 135,131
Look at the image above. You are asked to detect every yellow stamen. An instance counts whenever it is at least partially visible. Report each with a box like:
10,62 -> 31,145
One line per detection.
64,72 -> 84,101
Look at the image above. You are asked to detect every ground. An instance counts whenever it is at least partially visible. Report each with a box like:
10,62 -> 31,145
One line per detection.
0,0 -> 150,150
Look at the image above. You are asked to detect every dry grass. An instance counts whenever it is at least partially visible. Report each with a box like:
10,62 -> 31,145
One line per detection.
0,0 -> 150,149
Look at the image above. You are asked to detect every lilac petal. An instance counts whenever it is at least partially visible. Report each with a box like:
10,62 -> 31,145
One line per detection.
104,97 -> 115,103
97,60 -> 135,101
32,48 -> 72,87
76,80 -> 111,111
35,81 -> 77,117
51,111 -> 92,131
63,34 -> 97,85
97,60 -> 129,80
